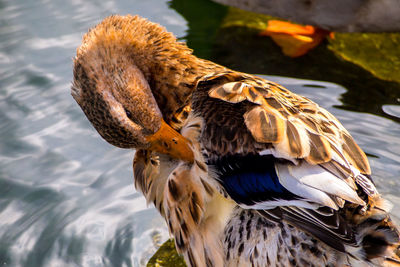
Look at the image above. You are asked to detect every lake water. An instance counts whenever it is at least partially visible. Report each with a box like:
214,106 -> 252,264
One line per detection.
1,0 -> 399,266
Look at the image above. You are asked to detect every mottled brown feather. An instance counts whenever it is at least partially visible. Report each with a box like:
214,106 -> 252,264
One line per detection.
306,132 -> 332,164
342,132 -> 371,174
243,106 -> 285,143
286,121 -> 303,157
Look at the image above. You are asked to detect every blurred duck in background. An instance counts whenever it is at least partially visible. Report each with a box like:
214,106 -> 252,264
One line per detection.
72,15 -> 400,266
213,0 -> 400,57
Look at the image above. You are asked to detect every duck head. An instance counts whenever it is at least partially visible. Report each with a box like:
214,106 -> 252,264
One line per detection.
71,15 -> 195,163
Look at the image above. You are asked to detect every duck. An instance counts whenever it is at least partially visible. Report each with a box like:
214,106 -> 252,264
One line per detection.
213,0 -> 400,33
212,0 -> 400,57
71,15 -> 400,267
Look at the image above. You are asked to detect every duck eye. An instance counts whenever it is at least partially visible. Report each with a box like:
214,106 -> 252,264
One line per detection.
125,109 -> 132,119
124,108 -> 141,125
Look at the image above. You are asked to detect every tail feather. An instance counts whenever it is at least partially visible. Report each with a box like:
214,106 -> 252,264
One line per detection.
383,253 -> 400,267
345,194 -> 400,265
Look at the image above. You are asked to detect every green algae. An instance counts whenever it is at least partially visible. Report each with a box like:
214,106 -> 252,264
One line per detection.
147,239 -> 186,267
328,33 -> 400,83
221,7 -> 273,32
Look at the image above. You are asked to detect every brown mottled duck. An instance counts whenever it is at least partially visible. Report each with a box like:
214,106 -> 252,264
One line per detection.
72,15 -> 400,267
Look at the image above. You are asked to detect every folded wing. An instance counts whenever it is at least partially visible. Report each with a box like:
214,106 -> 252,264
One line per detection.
199,71 -> 371,177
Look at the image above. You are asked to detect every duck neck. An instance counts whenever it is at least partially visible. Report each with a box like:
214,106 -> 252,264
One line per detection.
130,42 -> 225,123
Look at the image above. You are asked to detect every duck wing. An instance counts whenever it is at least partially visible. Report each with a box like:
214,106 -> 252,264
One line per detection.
194,71 -> 376,208
195,71 -> 370,177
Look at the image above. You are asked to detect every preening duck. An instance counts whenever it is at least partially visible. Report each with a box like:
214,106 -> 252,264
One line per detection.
72,15 -> 400,267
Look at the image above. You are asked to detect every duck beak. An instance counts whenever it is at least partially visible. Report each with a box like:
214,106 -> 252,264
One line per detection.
146,120 -> 194,163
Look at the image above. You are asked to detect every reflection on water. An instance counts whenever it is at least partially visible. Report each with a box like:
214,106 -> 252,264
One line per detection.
0,0 -> 399,266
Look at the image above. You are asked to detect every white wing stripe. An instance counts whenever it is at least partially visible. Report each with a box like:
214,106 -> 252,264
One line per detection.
288,162 -> 365,205
275,163 -> 339,210
276,162 -> 365,209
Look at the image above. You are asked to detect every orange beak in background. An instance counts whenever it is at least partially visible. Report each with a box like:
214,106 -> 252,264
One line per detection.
146,120 -> 194,163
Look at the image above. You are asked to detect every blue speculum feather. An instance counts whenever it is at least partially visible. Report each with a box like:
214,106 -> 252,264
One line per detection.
211,154 -> 299,206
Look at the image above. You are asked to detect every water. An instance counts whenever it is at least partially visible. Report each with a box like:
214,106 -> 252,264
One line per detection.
0,0 -> 399,266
